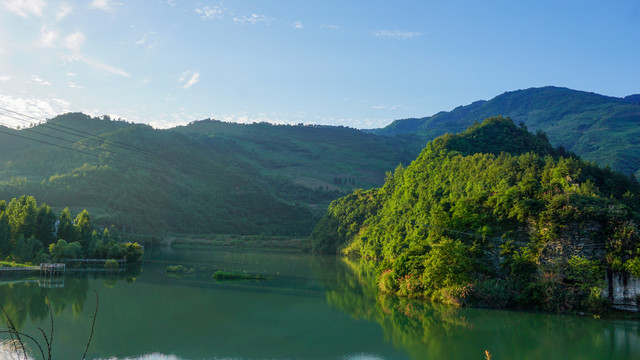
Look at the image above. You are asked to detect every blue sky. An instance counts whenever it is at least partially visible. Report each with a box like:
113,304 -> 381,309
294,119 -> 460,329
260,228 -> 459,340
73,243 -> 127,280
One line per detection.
0,0 -> 638,129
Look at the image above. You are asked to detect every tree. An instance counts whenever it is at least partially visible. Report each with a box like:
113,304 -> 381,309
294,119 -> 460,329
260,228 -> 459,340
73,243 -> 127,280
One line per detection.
0,213 -> 12,256
56,208 -> 78,243
75,209 -> 93,251
35,203 -> 57,248
6,195 -> 38,241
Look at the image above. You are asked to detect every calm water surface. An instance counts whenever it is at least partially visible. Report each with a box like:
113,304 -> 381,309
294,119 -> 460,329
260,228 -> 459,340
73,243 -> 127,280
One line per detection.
1,248 -> 640,360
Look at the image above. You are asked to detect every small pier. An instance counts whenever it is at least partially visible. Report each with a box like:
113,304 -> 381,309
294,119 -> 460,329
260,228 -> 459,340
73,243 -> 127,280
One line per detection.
40,263 -> 66,276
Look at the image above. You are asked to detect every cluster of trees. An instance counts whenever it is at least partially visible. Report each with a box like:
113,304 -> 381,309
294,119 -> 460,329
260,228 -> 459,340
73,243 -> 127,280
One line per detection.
311,117 -> 640,312
0,195 -> 143,264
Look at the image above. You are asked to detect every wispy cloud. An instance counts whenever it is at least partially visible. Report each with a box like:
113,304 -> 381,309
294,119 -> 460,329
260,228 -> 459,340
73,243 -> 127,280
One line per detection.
135,31 -> 158,49
233,14 -> 274,25
63,31 -> 85,52
64,54 -> 131,77
68,82 -> 83,89
374,30 -> 422,39
371,104 -> 402,110
37,25 -> 60,48
1,0 -> 46,17
89,0 -> 121,12
292,21 -> 303,29
56,2 -> 72,20
0,94 -> 71,126
178,71 -> 200,88
0,75 -> 10,82
195,5 -> 224,20
320,24 -> 340,30
31,74 -> 51,85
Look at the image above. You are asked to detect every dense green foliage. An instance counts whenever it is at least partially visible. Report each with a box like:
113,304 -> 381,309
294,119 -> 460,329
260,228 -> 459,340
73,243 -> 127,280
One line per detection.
0,195 -> 143,264
370,86 -> 640,179
312,117 -> 640,312
0,113 -> 424,236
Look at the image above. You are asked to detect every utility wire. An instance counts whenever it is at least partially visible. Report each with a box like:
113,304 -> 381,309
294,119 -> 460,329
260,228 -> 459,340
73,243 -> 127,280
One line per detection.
0,108 -> 192,170
0,109 -> 207,174
0,118 -> 168,174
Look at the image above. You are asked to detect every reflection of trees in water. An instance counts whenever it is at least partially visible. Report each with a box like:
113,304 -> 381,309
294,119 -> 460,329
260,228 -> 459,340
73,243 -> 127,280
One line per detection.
316,258 -> 473,358
1,266 -> 141,331
315,257 -> 640,360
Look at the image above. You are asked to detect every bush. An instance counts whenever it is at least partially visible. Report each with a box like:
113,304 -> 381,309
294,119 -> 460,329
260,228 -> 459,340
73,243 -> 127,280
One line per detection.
104,259 -> 119,270
377,269 -> 397,293
471,278 -> 514,308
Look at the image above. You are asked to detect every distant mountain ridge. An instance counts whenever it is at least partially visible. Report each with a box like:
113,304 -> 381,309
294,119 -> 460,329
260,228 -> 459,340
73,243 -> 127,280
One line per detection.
370,86 -> 640,178
0,113 -> 425,236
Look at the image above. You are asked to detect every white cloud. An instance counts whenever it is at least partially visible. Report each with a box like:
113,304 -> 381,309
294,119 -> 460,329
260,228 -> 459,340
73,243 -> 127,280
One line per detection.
374,30 -> 422,39
63,31 -> 85,52
195,5 -> 224,20
56,3 -> 72,20
182,72 -> 199,89
136,31 -> 158,49
66,72 -> 76,76
0,93 -> 71,127
292,21 -> 303,29
63,54 -> 130,77
90,0 -> 121,12
38,25 -> 60,48
31,74 -> 51,85
1,0 -> 46,17
320,24 -> 340,30
68,82 -> 83,89
233,14 -> 274,25
0,75 -> 10,82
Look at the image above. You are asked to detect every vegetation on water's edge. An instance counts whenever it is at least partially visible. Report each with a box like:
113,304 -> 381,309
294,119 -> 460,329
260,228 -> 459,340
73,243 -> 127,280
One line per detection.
0,195 -> 144,266
212,270 -> 267,280
167,233 -> 310,252
312,117 -> 640,313
165,264 -> 268,280
0,261 -> 36,268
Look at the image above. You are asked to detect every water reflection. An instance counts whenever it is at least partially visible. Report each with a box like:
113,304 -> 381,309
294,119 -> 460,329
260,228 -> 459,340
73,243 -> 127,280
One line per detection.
2,250 -> 640,360
318,258 -> 640,360
0,267 -> 141,331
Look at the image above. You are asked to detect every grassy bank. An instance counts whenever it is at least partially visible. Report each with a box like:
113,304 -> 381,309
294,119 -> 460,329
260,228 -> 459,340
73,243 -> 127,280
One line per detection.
164,233 -> 311,252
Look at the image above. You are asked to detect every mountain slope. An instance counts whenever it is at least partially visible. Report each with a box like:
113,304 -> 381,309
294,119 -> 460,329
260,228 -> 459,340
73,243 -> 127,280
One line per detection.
371,87 -> 640,177
312,117 -> 640,311
0,113 -> 424,236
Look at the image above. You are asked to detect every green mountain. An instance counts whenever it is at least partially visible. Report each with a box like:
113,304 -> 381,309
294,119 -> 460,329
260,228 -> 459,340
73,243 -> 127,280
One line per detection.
312,117 -> 640,312
370,87 -> 640,178
0,113 -> 424,236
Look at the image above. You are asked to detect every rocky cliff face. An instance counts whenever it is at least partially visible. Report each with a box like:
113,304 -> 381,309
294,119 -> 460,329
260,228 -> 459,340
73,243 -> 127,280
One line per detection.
539,221 -> 606,266
607,272 -> 640,312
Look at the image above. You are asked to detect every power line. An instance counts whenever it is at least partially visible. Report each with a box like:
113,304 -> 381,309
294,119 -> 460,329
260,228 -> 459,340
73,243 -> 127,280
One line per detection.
0,109 -> 207,174
0,107 -> 178,165
0,118 -> 169,174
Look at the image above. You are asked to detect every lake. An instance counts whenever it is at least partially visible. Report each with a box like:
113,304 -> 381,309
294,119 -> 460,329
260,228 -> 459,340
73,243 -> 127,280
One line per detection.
1,248 -> 640,360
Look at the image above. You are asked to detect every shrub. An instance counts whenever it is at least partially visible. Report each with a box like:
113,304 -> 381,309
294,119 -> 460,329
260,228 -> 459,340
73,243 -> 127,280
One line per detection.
377,269 -> 397,293
104,259 -> 119,270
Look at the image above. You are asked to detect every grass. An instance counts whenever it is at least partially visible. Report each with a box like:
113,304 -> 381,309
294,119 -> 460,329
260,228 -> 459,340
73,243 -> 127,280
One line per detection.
164,265 -> 268,281
0,261 -> 37,268
212,270 -> 267,281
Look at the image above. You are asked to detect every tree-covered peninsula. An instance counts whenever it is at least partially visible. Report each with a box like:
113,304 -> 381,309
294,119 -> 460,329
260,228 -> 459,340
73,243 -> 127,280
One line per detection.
0,195 -> 143,265
311,117 -> 640,312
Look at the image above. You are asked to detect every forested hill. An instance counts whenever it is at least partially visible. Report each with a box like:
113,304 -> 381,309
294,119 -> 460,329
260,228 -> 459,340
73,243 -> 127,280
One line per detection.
369,87 -> 640,178
311,117 -> 640,312
0,113 -> 424,236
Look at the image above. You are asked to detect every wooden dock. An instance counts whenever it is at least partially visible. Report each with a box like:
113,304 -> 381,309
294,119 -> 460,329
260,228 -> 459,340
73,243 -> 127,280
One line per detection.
0,263 -> 66,274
